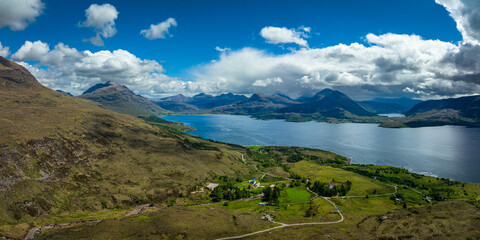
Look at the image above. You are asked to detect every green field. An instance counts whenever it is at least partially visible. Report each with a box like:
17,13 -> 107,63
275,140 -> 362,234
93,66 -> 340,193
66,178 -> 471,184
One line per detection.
291,161 -> 395,196
282,188 -> 312,203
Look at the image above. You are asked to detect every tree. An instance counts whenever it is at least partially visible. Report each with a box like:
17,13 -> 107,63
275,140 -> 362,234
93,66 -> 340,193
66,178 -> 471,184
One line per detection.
272,186 -> 281,204
210,188 -> 223,202
305,205 -> 314,217
263,186 -> 272,202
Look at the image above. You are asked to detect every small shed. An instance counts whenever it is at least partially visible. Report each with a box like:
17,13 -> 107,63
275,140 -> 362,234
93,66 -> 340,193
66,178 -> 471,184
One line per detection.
261,215 -> 273,221
206,183 -> 219,190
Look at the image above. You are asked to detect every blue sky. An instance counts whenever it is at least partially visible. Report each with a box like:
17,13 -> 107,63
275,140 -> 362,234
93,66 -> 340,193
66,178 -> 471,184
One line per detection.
0,0 -> 461,77
0,0 -> 479,99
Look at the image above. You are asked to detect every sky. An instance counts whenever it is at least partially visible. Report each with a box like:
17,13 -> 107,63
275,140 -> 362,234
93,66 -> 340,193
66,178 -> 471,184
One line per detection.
0,0 -> 479,100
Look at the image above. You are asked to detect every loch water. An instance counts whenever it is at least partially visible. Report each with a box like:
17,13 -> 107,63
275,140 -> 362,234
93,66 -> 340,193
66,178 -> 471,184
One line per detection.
164,115 -> 480,183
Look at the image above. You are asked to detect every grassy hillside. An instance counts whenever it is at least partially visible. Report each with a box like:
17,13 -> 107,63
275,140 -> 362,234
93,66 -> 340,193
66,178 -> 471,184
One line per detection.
1,57 -> 479,239
0,57 -> 253,237
32,146 -> 480,239
291,161 -> 394,196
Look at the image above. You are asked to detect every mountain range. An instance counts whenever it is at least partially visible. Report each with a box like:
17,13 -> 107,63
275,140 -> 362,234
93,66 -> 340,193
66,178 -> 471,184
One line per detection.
154,92 -> 248,112
392,95 -> 480,127
1,56 -> 480,239
81,82 -> 386,119
74,79 -> 480,127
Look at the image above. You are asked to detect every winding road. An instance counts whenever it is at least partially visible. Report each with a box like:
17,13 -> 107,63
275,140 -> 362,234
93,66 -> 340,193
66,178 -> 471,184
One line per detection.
216,169 -> 399,240
216,195 -> 344,240
237,152 -> 246,164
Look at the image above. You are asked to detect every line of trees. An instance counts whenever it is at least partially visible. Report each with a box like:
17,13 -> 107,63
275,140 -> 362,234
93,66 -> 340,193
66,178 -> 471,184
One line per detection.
263,186 -> 281,204
210,183 -> 252,202
308,180 -> 352,197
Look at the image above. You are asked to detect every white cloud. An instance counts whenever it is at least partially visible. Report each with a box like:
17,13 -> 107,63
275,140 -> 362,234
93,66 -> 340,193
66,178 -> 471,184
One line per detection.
5,0 -> 480,100
8,32 -> 480,100
79,4 -> 119,46
140,18 -> 177,40
0,0 -> 44,31
299,26 -> 311,33
11,40 -> 199,98
215,46 -> 231,53
192,33 -> 480,99
252,77 -> 283,87
435,0 -> 480,45
0,42 -> 10,57
260,26 -> 309,47
11,40 -> 50,61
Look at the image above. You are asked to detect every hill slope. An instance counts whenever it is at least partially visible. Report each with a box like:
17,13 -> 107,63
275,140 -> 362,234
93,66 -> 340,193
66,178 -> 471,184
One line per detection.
358,101 -> 409,114
370,97 -> 421,109
377,95 -> 480,128
0,57 -> 251,230
155,92 -> 248,112
213,93 -> 299,115
79,81 -> 167,117
279,89 -> 375,118
190,92 -> 248,109
406,95 -> 480,118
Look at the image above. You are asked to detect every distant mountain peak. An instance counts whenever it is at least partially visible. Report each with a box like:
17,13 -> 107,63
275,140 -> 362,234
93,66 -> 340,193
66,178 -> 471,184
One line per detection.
310,88 -> 341,102
80,81 -> 166,116
82,81 -> 117,95
274,93 -> 294,100
318,88 -> 334,94
193,93 -> 214,98
56,90 -> 73,96
248,93 -> 267,102
277,88 -> 374,117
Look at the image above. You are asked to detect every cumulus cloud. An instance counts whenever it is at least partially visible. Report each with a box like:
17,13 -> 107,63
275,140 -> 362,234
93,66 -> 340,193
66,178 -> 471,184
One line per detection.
11,40 -> 50,61
79,4 -> 119,46
436,0 -> 480,44
11,40 -> 199,98
0,42 -> 10,57
0,0 -> 44,31
192,33 -> 480,99
5,0 -> 480,100
215,46 -> 231,53
8,32 -> 480,100
252,77 -> 283,87
140,18 -> 177,40
260,26 -> 309,47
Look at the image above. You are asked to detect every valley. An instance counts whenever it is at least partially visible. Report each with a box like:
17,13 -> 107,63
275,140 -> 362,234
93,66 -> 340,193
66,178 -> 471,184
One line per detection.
77,79 -> 480,129
2,0 -> 480,238
0,57 -> 479,240
13,146 -> 480,240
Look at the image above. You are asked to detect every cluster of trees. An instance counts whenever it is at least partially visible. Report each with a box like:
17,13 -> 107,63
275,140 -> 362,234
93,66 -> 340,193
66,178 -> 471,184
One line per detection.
246,147 -> 281,167
290,179 -> 302,187
308,180 -> 352,197
345,166 -> 418,188
428,188 -> 454,201
210,183 -> 252,202
263,186 -> 281,204
305,203 -> 317,217
287,154 -> 303,163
